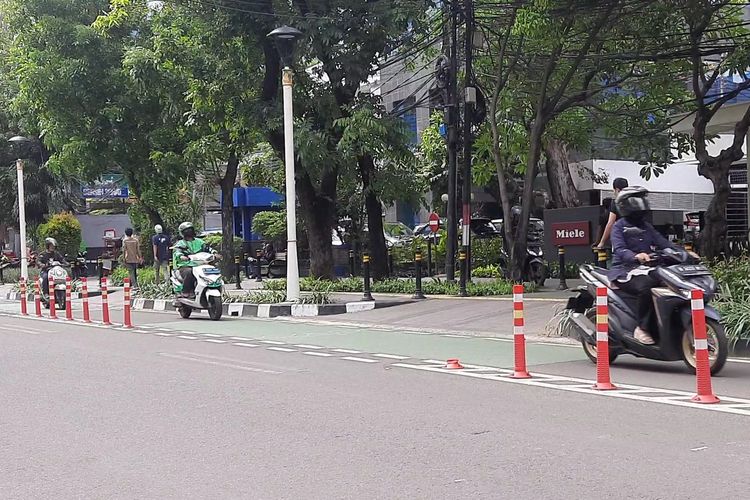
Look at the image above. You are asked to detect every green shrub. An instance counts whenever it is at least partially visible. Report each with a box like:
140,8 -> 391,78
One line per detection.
471,238 -> 504,267
203,234 -> 244,258
37,213 -> 82,258
133,282 -> 172,299
473,265 -> 502,278
110,266 -> 157,286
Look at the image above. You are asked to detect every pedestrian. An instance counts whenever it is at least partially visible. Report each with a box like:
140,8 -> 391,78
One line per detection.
122,228 -> 143,288
152,225 -> 171,283
596,177 -> 629,249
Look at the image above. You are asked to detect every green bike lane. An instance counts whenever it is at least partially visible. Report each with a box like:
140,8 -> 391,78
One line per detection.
133,310 -> 750,400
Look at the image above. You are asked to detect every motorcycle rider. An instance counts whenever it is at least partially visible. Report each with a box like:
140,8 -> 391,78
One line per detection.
608,187 -> 696,345
38,238 -> 67,296
173,222 -> 208,299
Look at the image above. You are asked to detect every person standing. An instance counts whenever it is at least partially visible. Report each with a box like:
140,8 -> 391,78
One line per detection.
152,225 -> 171,283
122,228 -> 143,288
596,177 -> 629,249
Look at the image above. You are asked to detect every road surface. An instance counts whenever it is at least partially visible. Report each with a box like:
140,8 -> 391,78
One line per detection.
2,300 -> 750,499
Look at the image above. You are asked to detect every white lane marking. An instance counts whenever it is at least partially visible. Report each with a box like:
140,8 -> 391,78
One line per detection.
0,325 -> 43,335
423,359 -> 445,364
341,356 -> 379,364
728,357 -> 750,365
373,353 -> 411,360
294,344 -> 323,349
133,330 -> 150,334
230,337 -> 251,341
267,347 -> 297,353
201,333 -> 222,338
303,351 -> 334,357
158,353 -> 281,374
393,363 -> 750,417
203,339 -> 227,344
155,332 -> 174,337
260,340 -> 286,345
332,348 -> 361,354
177,335 -> 198,340
181,331 -> 194,334
441,334 -> 470,338
233,342 -> 259,348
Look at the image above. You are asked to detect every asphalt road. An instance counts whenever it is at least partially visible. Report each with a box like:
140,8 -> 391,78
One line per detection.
2,308 -> 750,499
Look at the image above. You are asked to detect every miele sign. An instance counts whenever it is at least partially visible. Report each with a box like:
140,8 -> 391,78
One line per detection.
551,221 -> 591,246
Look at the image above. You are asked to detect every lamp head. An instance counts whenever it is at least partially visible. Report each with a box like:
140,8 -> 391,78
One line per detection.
267,26 -> 303,67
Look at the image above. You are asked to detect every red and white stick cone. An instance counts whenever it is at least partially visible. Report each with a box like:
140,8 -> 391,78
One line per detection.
593,287 -> 616,390
65,276 -> 73,321
511,284 -> 531,379
100,278 -> 111,326
48,279 -> 57,319
123,278 -> 133,328
20,277 -> 28,316
690,289 -> 720,404
34,279 -> 42,317
81,277 -> 91,323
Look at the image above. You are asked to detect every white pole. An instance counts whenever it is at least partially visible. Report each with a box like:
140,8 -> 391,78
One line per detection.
16,159 -> 28,281
282,67 -> 300,301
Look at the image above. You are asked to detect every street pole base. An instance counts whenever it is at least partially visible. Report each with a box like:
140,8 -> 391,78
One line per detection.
593,382 -> 617,391
557,281 -> 568,291
692,394 -> 720,404
413,292 -> 426,300
362,294 -> 374,302
510,371 -> 532,379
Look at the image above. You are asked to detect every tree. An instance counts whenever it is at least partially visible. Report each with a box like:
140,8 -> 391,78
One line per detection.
667,1 -> 750,258
477,0 -> 684,278
37,212 -> 83,257
2,0 -> 189,230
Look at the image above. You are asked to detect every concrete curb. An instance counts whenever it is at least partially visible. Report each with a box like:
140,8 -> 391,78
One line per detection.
131,298 -> 412,317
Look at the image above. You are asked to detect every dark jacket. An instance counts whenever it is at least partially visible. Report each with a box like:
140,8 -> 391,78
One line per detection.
38,250 -> 66,270
608,218 -> 677,281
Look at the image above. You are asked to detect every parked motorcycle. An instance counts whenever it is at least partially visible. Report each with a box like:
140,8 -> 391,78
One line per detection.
171,252 -> 224,321
71,251 -> 88,280
41,261 -> 69,310
566,247 -> 728,374
497,217 -> 548,286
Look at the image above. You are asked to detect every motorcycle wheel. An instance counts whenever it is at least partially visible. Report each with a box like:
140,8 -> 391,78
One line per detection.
531,262 -> 548,287
178,306 -> 192,319
681,318 -> 728,375
207,296 -> 223,321
56,290 -> 66,311
581,309 -> 618,365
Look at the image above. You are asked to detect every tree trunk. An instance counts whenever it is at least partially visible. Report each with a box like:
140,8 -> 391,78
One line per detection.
511,122 -> 545,281
544,138 -> 580,209
219,153 -> 240,276
298,171 -> 336,279
359,155 -> 388,280
126,172 -> 165,230
699,160 -> 732,259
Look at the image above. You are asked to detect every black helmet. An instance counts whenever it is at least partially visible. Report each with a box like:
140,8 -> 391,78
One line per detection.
616,186 -> 650,217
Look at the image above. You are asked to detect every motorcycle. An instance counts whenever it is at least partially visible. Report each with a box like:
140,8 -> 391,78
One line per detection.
498,218 -> 548,286
71,251 -> 88,280
41,261 -> 69,310
171,252 -> 224,321
566,247 -> 728,375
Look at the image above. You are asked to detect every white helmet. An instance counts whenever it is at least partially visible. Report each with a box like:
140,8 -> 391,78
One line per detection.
45,237 -> 57,248
154,224 -> 163,234
178,222 -> 194,237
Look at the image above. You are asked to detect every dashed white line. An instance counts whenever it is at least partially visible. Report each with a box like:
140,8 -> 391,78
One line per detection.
233,342 -> 259,348
201,333 -> 222,338
303,351 -> 334,357
177,335 -> 198,340
294,344 -> 323,349
260,340 -> 286,345
155,332 -> 174,337
230,337 -> 250,341
341,356 -> 379,364
332,348 -> 361,354
373,353 -> 411,360
203,339 -> 227,344
441,334 -> 470,338
267,347 -> 297,353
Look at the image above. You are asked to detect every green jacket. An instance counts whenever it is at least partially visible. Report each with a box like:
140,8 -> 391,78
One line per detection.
173,238 -> 207,268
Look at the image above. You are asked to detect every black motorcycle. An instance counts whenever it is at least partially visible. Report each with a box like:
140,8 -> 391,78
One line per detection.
566,247 -> 728,375
498,218 -> 548,286
71,251 -> 88,280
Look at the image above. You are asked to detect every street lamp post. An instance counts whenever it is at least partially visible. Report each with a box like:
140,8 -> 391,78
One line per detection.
268,26 -> 303,302
8,136 -> 30,281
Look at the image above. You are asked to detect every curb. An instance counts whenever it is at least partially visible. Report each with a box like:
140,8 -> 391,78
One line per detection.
131,298 -> 412,317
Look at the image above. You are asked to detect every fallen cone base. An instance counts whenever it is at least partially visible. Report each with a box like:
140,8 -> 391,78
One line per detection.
445,359 -> 464,370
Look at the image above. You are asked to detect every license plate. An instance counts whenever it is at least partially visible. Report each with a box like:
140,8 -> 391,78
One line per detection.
203,268 -> 221,275
674,265 -> 710,276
